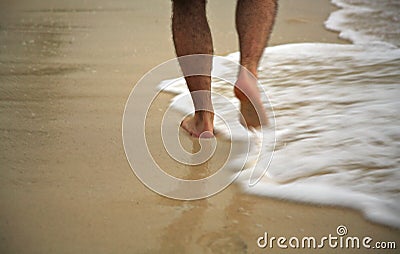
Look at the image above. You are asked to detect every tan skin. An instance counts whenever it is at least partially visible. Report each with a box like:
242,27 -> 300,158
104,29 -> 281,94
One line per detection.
172,0 -> 277,137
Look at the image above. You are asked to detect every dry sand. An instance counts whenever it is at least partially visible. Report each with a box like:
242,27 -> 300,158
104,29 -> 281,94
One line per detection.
0,0 -> 398,253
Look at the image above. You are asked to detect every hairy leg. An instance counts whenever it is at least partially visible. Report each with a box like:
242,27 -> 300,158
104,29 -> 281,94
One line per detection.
235,0 -> 277,128
172,0 -> 214,138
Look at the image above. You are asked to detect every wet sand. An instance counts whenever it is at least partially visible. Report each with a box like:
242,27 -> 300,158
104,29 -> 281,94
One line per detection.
0,0 -> 399,253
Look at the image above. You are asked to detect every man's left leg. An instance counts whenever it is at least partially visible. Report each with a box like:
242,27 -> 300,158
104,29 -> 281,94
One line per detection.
172,0 -> 214,138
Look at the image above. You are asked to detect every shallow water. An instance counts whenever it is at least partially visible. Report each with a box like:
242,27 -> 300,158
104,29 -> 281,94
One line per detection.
160,0 -> 400,228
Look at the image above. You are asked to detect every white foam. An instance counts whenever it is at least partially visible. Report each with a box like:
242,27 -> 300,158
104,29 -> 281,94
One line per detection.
326,0 -> 400,47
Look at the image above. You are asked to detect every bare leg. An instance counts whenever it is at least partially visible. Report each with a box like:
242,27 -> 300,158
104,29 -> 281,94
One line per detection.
172,0 -> 214,138
235,0 -> 277,128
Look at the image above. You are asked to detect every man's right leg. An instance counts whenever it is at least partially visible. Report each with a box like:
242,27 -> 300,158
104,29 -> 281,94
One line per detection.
235,0 -> 277,128
172,0 -> 214,138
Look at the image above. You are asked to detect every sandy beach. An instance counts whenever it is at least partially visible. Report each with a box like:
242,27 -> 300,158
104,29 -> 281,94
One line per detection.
1,0 -> 399,253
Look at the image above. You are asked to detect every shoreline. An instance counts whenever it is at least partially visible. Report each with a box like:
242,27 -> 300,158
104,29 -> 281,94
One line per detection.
1,0 -> 398,253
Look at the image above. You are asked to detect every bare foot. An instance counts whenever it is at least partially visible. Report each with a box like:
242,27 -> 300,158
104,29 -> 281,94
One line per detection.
234,70 -> 268,128
180,111 -> 214,138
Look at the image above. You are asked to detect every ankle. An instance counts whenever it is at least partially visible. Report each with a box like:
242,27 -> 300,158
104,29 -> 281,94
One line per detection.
194,110 -> 214,132
239,65 -> 258,78
194,110 -> 214,122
